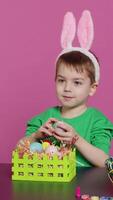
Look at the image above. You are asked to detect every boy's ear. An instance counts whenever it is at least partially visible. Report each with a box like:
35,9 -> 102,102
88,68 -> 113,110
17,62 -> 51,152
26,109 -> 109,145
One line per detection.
89,82 -> 98,96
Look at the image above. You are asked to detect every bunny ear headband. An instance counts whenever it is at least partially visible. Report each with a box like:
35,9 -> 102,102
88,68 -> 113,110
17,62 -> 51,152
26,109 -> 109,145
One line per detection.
57,10 -> 100,82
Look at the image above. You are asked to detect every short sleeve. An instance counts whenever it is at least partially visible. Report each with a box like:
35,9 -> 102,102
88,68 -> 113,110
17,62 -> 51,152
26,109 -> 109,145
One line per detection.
90,117 -> 113,154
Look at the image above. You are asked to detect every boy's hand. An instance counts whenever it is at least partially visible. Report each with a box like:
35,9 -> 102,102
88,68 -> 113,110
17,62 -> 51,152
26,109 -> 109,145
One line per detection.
53,121 -> 79,145
39,118 -> 59,136
16,135 -> 35,150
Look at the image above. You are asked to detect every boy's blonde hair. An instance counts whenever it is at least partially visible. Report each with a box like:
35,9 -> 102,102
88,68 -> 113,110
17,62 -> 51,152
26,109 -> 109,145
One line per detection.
56,51 -> 98,84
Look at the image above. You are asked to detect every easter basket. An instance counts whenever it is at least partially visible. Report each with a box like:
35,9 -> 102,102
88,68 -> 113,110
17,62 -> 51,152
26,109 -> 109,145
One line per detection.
12,149 -> 76,182
105,156 -> 113,184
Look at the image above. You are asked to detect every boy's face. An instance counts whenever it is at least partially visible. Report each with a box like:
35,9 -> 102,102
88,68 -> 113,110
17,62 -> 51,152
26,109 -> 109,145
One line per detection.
55,63 -> 97,109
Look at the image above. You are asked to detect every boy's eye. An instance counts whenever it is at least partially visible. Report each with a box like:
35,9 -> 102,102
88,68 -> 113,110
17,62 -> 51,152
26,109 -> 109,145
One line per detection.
57,79 -> 65,83
74,81 -> 82,85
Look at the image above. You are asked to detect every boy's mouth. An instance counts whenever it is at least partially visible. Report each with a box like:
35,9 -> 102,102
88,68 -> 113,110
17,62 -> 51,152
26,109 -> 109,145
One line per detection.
62,96 -> 74,101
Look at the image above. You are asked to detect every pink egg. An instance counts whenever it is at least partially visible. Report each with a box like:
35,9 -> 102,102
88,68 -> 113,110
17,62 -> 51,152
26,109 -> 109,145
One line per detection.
45,145 -> 58,156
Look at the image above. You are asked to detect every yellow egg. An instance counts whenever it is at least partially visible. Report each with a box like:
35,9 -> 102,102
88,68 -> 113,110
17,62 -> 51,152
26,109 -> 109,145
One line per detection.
42,142 -> 50,150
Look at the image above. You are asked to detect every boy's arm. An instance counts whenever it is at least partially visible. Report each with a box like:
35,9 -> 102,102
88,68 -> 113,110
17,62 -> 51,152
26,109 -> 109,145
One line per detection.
51,120 -> 112,167
17,117 -> 58,147
74,136 -> 109,167
53,128 -> 109,167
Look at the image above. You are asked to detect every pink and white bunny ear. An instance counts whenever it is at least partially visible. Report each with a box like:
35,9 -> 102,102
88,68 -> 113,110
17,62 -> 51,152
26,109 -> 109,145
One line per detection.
61,12 -> 76,49
77,10 -> 94,50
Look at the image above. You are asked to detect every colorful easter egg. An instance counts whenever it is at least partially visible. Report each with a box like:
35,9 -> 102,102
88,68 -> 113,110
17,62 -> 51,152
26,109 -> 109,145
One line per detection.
45,145 -> 58,156
42,141 -> 50,150
30,142 -> 42,153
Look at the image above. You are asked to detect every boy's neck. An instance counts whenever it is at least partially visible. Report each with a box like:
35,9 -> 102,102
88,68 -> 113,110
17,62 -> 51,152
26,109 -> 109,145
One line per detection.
61,104 -> 87,118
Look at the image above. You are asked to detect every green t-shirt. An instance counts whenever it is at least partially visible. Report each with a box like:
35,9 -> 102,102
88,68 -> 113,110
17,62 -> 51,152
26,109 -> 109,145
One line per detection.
25,107 -> 113,167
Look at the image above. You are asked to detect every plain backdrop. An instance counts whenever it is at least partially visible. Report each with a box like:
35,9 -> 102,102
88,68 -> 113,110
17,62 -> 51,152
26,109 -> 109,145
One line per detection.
0,0 -> 113,163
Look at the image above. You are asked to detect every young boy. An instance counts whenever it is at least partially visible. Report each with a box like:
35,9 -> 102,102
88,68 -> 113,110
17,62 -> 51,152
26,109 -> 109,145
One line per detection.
17,11 -> 113,167
19,51 -> 113,167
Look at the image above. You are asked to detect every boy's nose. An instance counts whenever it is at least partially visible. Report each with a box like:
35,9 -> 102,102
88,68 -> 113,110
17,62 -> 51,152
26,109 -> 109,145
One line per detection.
64,82 -> 72,91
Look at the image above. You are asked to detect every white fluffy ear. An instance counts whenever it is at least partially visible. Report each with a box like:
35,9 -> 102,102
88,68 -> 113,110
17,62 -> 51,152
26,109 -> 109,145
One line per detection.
77,10 -> 94,50
61,12 -> 76,49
